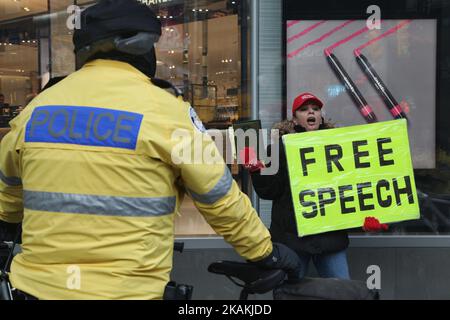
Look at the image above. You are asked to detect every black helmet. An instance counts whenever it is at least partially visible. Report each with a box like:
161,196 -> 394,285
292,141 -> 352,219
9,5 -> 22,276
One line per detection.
73,0 -> 162,78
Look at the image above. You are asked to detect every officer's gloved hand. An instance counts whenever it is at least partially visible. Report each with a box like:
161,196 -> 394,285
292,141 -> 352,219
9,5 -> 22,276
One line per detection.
252,242 -> 301,282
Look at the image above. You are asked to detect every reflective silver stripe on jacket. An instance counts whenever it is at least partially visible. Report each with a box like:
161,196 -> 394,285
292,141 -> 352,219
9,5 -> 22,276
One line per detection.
24,190 -> 176,217
188,167 -> 233,204
0,170 -> 22,186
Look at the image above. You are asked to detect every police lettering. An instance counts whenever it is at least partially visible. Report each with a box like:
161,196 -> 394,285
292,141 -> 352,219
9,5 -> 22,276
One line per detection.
299,176 -> 415,218
25,106 -> 143,151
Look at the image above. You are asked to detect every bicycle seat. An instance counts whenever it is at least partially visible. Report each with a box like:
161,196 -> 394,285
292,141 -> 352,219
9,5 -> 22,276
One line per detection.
208,260 -> 286,294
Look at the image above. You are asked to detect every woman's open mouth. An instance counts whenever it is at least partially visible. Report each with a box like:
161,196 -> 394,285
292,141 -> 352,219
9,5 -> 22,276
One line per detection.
307,116 -> 316,126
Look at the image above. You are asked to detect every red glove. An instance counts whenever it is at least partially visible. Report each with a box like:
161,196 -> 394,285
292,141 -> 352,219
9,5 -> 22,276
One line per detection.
363,217 -> 389,232
239,147 -> 265,173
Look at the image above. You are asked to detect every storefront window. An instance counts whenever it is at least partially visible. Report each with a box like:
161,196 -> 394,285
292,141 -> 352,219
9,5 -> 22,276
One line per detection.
282,0 -> 450,236
0,0 -> 249,238
150,0 -> 248,236
2,0 -> 449,244
0,0 -> 47,122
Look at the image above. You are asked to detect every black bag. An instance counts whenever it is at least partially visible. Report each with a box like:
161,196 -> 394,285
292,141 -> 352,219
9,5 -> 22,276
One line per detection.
273,277 -> 379,300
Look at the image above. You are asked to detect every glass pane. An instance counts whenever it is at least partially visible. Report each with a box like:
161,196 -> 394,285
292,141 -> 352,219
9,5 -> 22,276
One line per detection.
281,0 -> 450,236
152,0 -> 245,237
0,0 -> 48,21
0,0 -> 248,238
154,1 -> 246,129
0,1 -> 47,124
49,0 -> 76,77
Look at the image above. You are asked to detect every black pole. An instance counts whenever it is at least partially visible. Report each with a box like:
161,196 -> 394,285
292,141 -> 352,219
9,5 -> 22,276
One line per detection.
325,50 -> 377,123
355,51 -> 408,120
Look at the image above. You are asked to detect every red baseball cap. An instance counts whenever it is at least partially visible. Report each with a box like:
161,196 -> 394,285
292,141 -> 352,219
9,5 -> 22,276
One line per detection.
292,92 -> 323,116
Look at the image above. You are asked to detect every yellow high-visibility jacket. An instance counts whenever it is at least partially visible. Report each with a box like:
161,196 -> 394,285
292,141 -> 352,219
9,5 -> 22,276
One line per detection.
0,59 -> 272,300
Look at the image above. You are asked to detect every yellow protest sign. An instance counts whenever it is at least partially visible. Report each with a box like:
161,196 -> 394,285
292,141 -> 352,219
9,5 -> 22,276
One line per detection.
283,120 -> 420,237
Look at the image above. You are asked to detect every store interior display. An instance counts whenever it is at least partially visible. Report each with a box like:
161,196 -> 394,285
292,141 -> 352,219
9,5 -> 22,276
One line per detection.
0,105 -> 20,127
0,0 -> 247,237
0,0 -> 246,127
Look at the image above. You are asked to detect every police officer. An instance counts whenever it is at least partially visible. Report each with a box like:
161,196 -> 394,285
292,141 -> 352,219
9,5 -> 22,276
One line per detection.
0,0 -> 300,300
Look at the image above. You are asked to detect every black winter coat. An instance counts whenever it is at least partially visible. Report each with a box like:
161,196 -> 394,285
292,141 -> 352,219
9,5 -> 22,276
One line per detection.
251,121 -> 349,255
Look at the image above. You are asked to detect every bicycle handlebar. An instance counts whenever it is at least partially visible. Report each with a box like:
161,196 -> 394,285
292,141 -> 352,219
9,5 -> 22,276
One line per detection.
208,260 -> 286,295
